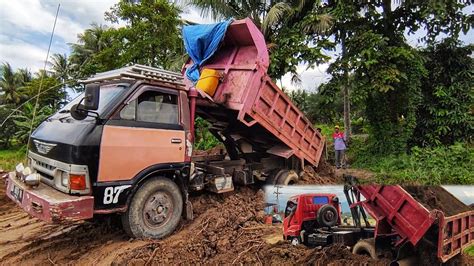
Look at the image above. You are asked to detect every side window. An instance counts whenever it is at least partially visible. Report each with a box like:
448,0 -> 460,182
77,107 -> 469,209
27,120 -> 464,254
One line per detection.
119,90 -> 179,124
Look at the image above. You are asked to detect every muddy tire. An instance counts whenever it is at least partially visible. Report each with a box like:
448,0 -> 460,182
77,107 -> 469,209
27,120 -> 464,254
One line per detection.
316,204 -> 338,227
352,238 -> 377,259
276,170 -> 299,185
122,177 -> 183,239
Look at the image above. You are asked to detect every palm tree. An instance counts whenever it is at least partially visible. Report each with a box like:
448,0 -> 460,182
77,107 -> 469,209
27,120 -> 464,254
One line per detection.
0,63 -> 24,104
69,23 -> 113,79
186,0 -> 332,38
49,53 -> 70,83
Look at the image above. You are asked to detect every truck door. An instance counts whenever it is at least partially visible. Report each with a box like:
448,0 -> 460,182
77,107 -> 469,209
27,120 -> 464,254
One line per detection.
98,86 -> 186,182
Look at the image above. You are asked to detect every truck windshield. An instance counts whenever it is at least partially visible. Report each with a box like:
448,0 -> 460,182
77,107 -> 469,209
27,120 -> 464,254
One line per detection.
54,84 -> 128,119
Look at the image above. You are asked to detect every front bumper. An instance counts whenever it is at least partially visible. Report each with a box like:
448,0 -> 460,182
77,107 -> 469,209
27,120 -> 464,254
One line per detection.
6,172 -> 94,223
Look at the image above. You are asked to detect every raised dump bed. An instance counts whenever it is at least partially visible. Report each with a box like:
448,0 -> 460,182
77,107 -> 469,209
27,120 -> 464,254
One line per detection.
182,18 -> 325,168
355,185 -> 473,262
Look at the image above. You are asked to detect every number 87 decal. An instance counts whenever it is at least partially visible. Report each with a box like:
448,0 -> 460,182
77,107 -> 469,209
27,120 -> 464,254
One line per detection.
103,185 -> 131,204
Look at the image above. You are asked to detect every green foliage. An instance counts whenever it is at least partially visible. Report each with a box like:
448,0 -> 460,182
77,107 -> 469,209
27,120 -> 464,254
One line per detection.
0,63 -> 31,104
412,40 -> 474,147
350,137 -> 474,185
12,103 -> 53,144
194,117 -> 219,150
22,72 -> 65,110
0,105 -> 18,149
465,244 -> 474,257
69,0 -> 184,82
0,148 -> 26,171
105,0 -> 184,70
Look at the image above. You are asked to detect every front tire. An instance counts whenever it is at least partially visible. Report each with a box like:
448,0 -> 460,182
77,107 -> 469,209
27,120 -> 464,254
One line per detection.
352,238 -> 378,259
276,170 -> 299,185
122,177 -> 183,239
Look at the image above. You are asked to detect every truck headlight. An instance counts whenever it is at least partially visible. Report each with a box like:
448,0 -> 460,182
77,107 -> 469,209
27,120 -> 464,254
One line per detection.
61,172 -> 69,187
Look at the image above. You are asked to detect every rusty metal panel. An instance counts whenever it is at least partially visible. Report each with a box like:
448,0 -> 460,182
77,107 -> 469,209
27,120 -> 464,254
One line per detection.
438,211 -> 474,263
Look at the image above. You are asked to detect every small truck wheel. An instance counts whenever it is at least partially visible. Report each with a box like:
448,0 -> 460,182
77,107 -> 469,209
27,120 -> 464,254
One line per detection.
317,204 -> 338,227
352,238 -> 377,259
122,177 -> 183,239
276,170 -> 299,185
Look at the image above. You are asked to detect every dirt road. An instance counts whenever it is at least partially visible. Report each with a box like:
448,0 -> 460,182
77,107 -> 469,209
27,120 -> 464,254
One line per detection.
0,178 -> 388,265
1,172 -> 472,265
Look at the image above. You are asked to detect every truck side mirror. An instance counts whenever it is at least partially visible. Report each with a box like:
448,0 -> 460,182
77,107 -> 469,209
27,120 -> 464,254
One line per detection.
83,84 -> 100,110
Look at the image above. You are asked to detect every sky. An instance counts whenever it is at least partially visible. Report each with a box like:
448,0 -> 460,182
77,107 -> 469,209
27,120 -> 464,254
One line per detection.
0,1 -> 472,92
264,185 -> 474,214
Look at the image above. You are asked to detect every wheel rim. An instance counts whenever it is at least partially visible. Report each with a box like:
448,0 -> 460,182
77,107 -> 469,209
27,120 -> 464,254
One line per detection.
143,191 -> 174,229
323,210 -> 335,223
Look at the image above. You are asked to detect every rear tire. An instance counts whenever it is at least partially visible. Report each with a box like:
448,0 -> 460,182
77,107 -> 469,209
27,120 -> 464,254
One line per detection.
122,177 -> 183,239
352,238 -> 378,259
276,170 -> 299,185
316,204 -> 338,227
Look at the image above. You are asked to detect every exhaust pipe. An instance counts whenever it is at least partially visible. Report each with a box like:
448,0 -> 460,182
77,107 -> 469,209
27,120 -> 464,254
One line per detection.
390,256 -> 417,266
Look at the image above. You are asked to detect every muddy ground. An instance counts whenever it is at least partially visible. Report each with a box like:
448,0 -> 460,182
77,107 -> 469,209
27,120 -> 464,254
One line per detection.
1,167 -> 472,265
1,175 -> 391,266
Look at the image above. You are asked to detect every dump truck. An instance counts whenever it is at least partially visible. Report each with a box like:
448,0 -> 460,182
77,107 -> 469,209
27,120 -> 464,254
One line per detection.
5,18 -> 325,239
283,193 -> 342,245
283,176 -> 474,264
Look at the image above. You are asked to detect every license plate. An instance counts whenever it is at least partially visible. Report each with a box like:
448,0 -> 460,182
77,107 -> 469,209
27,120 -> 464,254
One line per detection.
10,184 -> 24,203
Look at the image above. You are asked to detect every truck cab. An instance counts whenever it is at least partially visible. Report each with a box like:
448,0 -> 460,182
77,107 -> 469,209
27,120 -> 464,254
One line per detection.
283,193 -> 342,245
7,66 -> 194,238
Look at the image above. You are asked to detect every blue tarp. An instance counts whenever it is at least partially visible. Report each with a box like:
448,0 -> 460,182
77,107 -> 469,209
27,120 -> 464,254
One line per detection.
183,20 -> 233,83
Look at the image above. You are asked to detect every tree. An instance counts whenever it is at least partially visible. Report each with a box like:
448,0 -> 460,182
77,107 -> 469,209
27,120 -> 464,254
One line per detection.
413,40 -> 474,147
12,102 -> 53,144
105,0 -> 184,70
50,53 -> 70,83
0,63 -> 26,104
319,0 -> 472,153
69,23 -> 118,81
22,70 -> 65,110
187,0 -> 334,79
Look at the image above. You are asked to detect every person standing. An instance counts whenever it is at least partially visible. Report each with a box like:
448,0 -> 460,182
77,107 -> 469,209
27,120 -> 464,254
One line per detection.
333,125 -> 347,169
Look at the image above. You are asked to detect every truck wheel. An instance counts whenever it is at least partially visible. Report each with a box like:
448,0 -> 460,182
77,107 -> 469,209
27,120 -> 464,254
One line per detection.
352,238 -> 377,259
317,204 -> 338,227
276,170 -> 299,185
122,177 -> 183,239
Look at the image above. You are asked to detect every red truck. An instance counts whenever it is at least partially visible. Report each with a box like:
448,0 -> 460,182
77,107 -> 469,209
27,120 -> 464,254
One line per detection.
283,176 -> 474,264
5,18 -> 325,239
283,193 -> 342,245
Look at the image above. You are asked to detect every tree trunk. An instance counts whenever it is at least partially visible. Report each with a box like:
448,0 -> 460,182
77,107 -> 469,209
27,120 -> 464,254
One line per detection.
341,30 -> 351,141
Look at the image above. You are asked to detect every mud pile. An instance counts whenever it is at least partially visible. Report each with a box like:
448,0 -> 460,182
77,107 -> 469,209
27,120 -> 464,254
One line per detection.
299,163 -> 342,184
258,243 -> 389,266
116,187 -> 270,264
403,186 -> 472,216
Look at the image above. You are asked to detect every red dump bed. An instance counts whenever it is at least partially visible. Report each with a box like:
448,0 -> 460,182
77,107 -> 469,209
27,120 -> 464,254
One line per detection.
355,185 -> 473,262
183,18 -> 325,167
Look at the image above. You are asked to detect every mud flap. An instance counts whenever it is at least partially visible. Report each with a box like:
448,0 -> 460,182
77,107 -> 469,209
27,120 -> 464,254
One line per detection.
185,200 -> 193,220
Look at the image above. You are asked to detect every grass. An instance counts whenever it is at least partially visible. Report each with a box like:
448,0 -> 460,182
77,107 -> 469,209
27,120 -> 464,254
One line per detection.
0,148 -> 26,171
348,137 -> 474,185
465,244 -> 474,257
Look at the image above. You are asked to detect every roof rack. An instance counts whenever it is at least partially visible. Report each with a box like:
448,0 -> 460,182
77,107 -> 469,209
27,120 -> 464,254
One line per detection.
79,64 -> 184,85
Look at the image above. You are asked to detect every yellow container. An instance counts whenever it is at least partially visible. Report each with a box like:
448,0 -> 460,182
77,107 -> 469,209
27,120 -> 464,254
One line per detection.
196,69 -> 221,97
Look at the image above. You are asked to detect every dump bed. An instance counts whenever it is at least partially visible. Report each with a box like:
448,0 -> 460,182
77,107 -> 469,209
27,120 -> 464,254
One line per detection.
355,185 -> 473,262
182,18 -> 325,167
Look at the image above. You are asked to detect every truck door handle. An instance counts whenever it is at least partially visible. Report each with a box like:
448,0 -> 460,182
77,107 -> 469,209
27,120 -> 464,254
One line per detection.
171,138 -> 182,144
